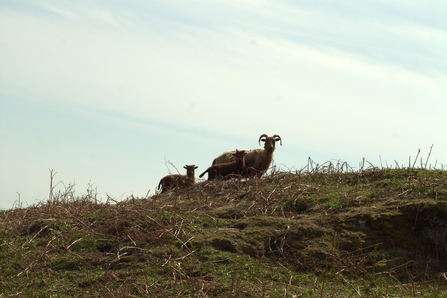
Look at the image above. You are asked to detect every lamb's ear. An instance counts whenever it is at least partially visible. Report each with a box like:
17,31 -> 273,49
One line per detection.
194,166 -> 198,169
183,166 -> 187,169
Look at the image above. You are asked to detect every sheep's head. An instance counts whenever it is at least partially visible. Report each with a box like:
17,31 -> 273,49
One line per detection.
184,165 -> 198,178
258,134 -> 282,154
232,149 -> 247,164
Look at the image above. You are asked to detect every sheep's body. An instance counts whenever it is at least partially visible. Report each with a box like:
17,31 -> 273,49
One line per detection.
213,148 -> 271,176
199,150 -> 247,180
158,165 -> 198,193
212,134 -> 282,177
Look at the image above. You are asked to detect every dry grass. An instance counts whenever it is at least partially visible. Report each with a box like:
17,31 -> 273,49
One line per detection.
1,159 -> 447,297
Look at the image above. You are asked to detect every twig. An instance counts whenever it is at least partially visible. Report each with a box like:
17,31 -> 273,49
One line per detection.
412,149 -> 420,169
164,157 -> 180,174
180,236 -> 195,249
146,215 -> 191,252
48,169 -> 59,204
175,248 -> 198,261
144,189 -> 151,199
67,237 -> 84,250
395,189 -> 411,199
425,144 -> 434,169
14,192 -> 22,209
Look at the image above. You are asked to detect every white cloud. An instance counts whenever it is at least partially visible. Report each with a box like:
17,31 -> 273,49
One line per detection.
44,3 -> 76,19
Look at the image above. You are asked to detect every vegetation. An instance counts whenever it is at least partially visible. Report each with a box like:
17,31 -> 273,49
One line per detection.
1,160 -> 447,297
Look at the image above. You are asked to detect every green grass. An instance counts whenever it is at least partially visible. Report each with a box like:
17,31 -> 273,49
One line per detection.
1,166 -> 447,297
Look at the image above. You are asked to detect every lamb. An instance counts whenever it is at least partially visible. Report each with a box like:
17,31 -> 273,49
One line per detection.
212,134 -> 282,177
199,149 -> 247,180
157,165 -> 198,193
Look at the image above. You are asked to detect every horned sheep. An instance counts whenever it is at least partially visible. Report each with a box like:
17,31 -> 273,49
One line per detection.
212,134 -> 282,177
199,149 -> 247,180
157,165 -> 198,193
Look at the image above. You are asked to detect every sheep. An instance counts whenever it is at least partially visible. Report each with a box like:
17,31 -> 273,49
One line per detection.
199,149 -> 247,180
212,134 -> 282,177
157,165 -> 198,193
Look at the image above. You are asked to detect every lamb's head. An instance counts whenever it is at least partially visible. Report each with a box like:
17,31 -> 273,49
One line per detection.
258,134 -> 282,154
232,149 -> 247,165
184,165 -> 198,178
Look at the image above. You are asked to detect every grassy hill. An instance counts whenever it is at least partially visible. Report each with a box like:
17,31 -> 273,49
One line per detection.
1,164 -> 447,297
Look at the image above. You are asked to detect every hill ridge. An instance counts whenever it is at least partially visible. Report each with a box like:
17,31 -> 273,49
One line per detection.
1,167 -> 446,297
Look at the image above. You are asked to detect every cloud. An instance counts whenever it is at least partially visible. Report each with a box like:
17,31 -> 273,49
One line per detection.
44,3 -> 77,19
2,1 -> 446,145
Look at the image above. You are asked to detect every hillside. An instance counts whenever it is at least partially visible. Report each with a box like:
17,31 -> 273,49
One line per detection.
1,165 -> 447,297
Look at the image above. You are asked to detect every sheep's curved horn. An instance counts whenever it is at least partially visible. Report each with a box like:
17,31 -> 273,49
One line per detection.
258,134 -> 268,146
273,134 -> 282,146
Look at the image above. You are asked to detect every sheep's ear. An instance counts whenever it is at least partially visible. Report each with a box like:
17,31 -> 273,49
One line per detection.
183,166 -> 187,169
194,166 -> 198,169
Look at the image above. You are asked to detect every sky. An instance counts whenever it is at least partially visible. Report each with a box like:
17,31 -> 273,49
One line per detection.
1,0 -> 446,210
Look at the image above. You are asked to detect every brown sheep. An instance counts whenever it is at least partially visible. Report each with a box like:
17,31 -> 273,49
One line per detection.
212,134 -> 282,177
157,165 -> 198,193
199,150 -> 247,180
